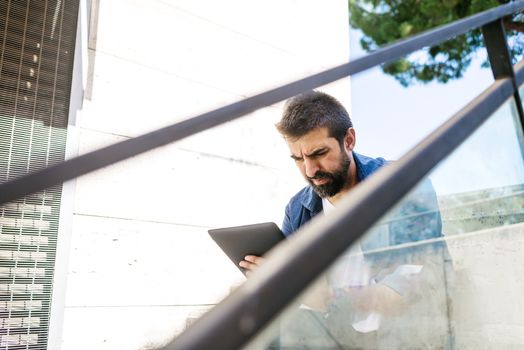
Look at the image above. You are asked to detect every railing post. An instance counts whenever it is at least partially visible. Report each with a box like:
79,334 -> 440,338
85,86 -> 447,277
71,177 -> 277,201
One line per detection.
481,19 -> 524,125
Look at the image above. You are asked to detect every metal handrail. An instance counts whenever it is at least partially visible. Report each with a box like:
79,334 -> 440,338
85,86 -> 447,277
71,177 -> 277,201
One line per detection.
0,1 -> 523,205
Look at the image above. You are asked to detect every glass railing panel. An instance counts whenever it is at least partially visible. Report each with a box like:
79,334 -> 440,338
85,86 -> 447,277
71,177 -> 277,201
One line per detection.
243,95 -> 524,350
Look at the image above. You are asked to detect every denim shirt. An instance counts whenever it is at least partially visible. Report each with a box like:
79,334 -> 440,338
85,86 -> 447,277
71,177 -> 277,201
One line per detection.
281,152 -> 387,236
281,152 -> 445,298
281,152 -> 443,256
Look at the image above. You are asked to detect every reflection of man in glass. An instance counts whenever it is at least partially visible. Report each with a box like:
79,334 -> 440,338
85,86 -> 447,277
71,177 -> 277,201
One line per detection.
241,91 -> 452,349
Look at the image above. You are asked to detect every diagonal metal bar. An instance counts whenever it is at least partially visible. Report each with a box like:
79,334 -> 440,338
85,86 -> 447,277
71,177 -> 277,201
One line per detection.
482,19 -> 524,128
482,19 -> 516,80
166,78 -> 515,350
0,1 -> 523,205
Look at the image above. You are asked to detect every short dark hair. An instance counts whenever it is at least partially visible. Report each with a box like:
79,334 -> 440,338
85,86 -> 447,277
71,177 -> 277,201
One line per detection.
276,90 -> 353,144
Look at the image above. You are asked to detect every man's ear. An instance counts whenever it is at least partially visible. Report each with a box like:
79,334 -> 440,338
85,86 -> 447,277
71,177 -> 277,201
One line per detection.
344,128 -> 356,151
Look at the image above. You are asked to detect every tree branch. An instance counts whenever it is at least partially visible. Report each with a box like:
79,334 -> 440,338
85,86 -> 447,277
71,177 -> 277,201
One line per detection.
503,19 -> 524,33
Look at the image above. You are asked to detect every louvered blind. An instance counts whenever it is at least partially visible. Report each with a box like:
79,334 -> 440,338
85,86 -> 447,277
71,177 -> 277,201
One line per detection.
0,1 -> 79,349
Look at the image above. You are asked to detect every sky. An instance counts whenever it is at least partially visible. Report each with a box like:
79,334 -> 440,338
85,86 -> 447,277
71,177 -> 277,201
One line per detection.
347,28 -> 524,195
348,28 -> 495,160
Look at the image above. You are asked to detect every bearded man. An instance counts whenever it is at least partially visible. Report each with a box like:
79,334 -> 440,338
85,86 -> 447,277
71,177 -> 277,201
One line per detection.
240,90 -> 453,349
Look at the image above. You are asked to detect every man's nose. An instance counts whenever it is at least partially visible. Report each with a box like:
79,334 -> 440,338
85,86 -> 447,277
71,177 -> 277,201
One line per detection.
304,158 -> 319,178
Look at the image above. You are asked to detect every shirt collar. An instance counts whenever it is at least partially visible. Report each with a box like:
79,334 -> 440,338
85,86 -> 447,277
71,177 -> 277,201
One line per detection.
301,186 -> 323,215
353,152 -> 369,182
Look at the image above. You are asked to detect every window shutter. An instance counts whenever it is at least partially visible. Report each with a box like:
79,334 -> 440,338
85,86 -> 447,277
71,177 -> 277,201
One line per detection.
0,0 -> 79,348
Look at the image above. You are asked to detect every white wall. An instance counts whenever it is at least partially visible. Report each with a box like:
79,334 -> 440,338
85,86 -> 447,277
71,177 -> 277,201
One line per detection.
59,1 -> 351,349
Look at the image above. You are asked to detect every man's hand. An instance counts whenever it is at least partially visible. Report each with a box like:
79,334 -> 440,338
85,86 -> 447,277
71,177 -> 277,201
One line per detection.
239,255 -> 265,275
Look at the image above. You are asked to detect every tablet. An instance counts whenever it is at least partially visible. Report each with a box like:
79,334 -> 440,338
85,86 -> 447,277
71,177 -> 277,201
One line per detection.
208,222 -> 285,274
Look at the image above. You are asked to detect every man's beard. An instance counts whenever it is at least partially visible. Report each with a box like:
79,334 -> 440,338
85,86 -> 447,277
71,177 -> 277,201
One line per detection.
307,152 -> 351,198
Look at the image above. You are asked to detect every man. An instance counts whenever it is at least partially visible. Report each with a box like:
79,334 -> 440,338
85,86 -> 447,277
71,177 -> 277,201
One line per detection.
241,91 -> 452,349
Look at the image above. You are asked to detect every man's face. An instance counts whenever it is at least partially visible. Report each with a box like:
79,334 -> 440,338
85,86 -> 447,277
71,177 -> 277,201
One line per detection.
287,127 -> 352,198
